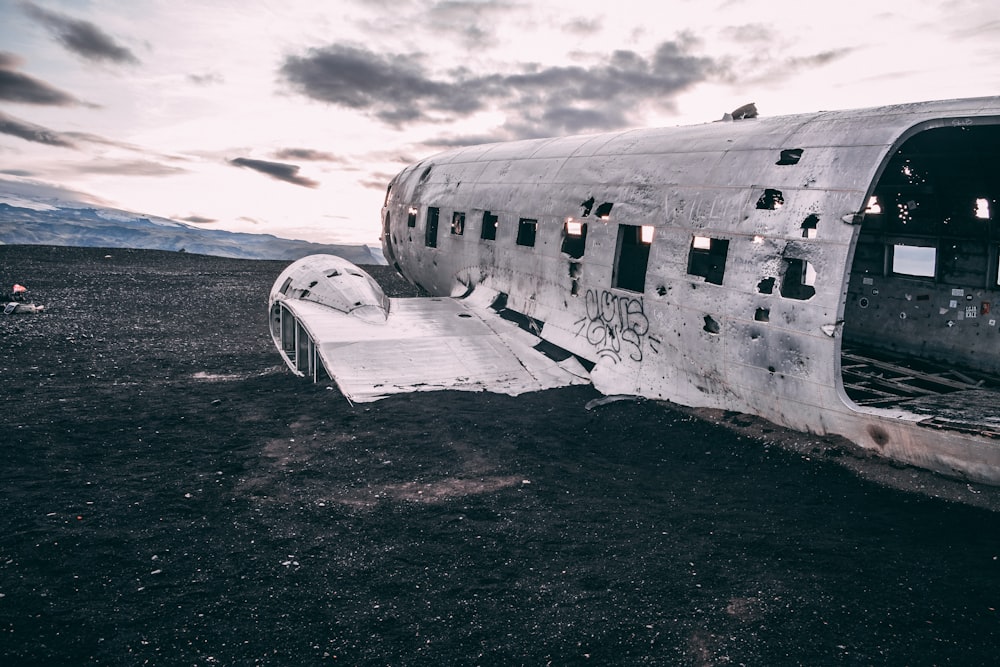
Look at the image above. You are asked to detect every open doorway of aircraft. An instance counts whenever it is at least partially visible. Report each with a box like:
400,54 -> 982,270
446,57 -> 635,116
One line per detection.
270,97 -> 1000,486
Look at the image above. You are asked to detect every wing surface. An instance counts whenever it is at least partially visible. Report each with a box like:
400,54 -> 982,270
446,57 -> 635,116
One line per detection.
269,255 -> 589,402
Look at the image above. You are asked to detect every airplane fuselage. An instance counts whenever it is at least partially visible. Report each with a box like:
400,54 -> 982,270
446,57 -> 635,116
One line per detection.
375,97 -> 1000,484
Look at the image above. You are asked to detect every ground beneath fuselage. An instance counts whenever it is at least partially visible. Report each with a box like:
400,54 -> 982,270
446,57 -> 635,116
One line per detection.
2,245 -> 999,666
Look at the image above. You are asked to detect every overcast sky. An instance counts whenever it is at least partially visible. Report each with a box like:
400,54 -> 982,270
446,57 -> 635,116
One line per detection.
1,0 -> 998,245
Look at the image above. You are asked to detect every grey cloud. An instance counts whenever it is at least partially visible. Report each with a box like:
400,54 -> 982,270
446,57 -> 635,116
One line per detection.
0,110 -> 76,147
731,47 -> 855,85
179,215 -> 217,224
272,148 -> 341,162
228,157 -> 319,188
280,39 -> 720,138
720,23 -> 772,44
75,159 -> 187,176
22,2 -> 140,65
188,72 -> 224,85
359,172 -> 399,190
563,17 -> 602,35
0,51 -> 88,106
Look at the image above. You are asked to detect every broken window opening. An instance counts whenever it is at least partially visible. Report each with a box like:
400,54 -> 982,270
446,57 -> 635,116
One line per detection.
279,277 -> 293,295
581,197 -> 595,217
569,260 -> 582,296
891,243 -> 936,279
780,258 -> 816,300
801,214 -> 819,239
407,207 -> 417,227
516,218 -> 537,247
595,202 -> 614,219
687,236 -> 729,285
419,165 -> 432,183
451,211 -> 465,235
703,314 -> 721,335
561,220 -> 587,258
754,307 -> 770,322
425,206 -> 440,248
975,198 -> 991,220
280,305 -> 295,352
383,183 -> 392,207
756,189 -> 784,210
757,277 -> 775,294
776,149 -> 803,166
481,211 -> 498,240
612,224 -> 652,292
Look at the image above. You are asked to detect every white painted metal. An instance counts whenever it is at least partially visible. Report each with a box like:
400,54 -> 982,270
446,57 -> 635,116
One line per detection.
269,255 -> 589,402
271,97 -> 1000,485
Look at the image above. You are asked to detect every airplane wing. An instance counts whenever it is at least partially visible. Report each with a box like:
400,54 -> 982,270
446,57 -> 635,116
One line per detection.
269,255 -> 590,403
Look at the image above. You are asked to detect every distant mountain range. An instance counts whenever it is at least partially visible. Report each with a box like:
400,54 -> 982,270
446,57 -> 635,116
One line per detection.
0,199 -> 382,264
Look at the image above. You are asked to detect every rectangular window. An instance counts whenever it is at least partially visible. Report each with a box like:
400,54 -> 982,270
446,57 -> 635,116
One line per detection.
781,258 -> 816,300
481,211 -> 498,240
425,206 -> 439,248
687,236 -> 729,285
451,211 -> 465,235
407,207 -> 417,228
891,243 -> 935,278
561,220 -> 587,258
516,218 -> 537,247
613,224 -> 653,292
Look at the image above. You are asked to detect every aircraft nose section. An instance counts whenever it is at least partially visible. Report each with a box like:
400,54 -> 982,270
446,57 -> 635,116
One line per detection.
269,254 -> 388,323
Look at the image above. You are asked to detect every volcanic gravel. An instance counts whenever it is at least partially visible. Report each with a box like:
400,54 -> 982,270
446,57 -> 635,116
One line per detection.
2,244 -> 999,666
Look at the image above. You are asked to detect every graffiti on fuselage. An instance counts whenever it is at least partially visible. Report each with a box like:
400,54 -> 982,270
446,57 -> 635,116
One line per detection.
575,289 -> 654,363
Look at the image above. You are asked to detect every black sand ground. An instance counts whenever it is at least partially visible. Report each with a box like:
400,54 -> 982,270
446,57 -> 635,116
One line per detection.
2,244 -> 999,666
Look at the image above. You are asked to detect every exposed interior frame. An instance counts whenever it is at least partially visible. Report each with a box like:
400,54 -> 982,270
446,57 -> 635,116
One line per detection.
841,120 -> 1000,407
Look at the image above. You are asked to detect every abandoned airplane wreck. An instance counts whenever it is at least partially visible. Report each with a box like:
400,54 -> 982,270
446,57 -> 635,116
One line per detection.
270,96 -> 1000,485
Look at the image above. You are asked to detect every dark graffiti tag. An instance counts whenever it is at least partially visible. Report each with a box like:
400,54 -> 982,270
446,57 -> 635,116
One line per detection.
575,289 -> 651,363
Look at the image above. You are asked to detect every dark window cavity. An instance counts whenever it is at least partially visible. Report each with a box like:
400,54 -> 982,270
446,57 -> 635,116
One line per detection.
425,206 -> 439,248
407,207 -> 417,227
757,277 -> 776,294
516,218 -> 537,247
580,197 -> 595,217
687,236 -> 730,285
801,214 -> 819,238
383,183 -> 392,207
451,211 -> 465,235
561,220 -> 587,258
703,315 -> 721,335
781,258 -> 816,300
419,165 -> 432,183
481,211 -> 498,240
754,307 -> 770,322
756,189 -> 784,210
595,202 -> 614,219
776,149 -> 803,166
613,225 -> 653,292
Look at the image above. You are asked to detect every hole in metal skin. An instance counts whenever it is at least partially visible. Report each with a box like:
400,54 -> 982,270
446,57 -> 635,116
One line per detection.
756,189 -> 784,210
776,148 -> 804,165
757,277 -> 775,294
